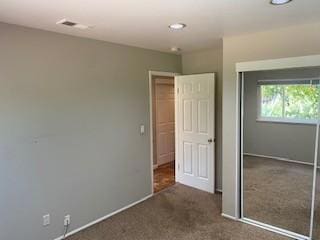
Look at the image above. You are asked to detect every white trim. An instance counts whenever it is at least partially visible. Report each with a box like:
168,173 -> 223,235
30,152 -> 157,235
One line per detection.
244,153 -> 318,168
174,76 -> 180,183
216,188 -> 222,193
234,72 -> 243,219
308,105 -> 320,238
148,70 -> 179,195
221,213 -> 238,221
53,194 -> 153,240
240,218 -> 309,240
236,54 -> 320,72
149,71 -> 179,77
240,72 -> 244,219
256,117 -> 317,126
233,73 -> 241,218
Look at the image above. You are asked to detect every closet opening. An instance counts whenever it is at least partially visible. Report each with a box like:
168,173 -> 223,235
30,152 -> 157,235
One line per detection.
237,63 -> 320,240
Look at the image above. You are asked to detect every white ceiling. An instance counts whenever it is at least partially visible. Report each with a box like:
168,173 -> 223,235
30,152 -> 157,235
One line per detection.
1,0 -> 320,53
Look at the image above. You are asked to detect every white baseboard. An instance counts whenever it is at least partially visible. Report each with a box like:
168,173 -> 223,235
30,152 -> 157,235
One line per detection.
221,213 -> 238,221
53,194 -> 153,240
153,161 -> 175,170
216,188 -> 222,193
244,153 -> 318,168
158,161 -> 175,167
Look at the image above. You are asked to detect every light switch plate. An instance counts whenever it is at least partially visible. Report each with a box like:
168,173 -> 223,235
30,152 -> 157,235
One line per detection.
140,125 -> 145,135
64,215 -> 71,226
43,214 -> 50,226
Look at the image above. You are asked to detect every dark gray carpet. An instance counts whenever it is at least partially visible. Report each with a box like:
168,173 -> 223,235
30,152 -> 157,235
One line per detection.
243,155 -> 319,237
67,184 -> 288,240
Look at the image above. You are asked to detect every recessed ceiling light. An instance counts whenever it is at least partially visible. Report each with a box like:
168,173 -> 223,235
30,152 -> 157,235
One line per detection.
170,47 -> 181,52
169,23 -> 186,30
270,0 -> 292,5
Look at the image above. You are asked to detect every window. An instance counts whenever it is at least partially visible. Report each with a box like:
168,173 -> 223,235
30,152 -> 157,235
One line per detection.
258,79 -> 320,124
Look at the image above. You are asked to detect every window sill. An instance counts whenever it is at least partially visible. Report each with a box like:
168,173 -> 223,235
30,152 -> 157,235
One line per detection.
256,118 -> 318,126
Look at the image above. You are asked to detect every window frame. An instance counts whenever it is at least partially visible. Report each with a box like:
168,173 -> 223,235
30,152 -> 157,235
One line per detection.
256,79 -> 319,125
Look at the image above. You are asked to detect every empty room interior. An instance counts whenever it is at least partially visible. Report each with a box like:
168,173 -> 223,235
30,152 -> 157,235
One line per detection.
1,0 -> 320,240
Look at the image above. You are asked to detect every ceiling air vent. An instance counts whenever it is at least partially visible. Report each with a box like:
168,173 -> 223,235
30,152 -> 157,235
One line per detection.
56,19 -> 90,29
61,20 -> 77,26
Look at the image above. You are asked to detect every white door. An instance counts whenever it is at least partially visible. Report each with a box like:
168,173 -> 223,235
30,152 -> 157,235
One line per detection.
175,73 -> 215,193
155,79 -> 175,166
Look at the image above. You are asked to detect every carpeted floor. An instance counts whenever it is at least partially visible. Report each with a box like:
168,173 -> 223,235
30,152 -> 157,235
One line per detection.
67,184 -> 289,240
243,155 -> 319,237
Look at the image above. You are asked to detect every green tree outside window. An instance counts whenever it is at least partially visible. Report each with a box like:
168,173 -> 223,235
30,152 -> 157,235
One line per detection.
260,83 -> 320,121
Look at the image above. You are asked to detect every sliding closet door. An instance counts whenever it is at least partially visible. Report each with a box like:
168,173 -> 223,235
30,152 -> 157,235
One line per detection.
312,128 -> 320,239
242,68 -> 320,237
312,79 -> 320,240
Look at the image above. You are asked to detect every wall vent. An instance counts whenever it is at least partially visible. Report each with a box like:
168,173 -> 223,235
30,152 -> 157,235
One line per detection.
56,19 -> 90,29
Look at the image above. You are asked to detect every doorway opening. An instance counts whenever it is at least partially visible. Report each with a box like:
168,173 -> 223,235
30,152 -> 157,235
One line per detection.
149,71 -> 216,195
150,72 -> 176,193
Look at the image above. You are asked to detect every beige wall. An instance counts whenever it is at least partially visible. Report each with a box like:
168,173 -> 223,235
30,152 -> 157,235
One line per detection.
222,22 -> 320,217
182,47 -> 223,190
0,22 -> 181,240
182,47 -> 223,75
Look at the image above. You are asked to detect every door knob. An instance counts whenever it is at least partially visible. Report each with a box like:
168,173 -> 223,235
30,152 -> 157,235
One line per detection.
208,138 -> 213,143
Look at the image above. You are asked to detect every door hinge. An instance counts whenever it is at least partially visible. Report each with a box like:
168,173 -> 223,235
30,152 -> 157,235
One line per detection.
178,163 -> 180,171
177,87 -> 179,94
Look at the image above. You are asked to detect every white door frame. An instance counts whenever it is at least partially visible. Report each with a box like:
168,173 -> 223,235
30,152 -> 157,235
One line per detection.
148,70 -> 180,194
235,54 -> 320,240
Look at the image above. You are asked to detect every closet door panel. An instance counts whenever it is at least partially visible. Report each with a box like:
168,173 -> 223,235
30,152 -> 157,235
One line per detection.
312,122 -> 320,240
242,69 -> 320,237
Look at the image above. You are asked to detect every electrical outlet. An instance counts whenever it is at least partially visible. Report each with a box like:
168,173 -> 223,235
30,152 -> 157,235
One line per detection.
43,214 -> 50,226
64,215 -> 71,226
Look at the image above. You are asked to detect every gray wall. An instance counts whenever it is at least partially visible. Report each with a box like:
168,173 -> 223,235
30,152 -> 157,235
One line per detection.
0,22 -> 181,240
243,68 -> 320,164
222,21 -> 320,218
182,47 -> 223,191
